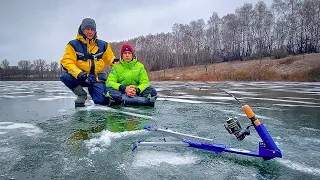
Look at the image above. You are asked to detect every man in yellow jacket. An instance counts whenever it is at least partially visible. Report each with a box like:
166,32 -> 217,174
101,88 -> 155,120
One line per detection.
60,18 -> 115,107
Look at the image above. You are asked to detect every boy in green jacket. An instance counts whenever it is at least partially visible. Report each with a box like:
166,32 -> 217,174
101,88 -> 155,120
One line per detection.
105,43 -> 157,106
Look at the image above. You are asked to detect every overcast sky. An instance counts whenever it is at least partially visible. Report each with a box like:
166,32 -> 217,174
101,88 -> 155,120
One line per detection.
0,0 -> 272,65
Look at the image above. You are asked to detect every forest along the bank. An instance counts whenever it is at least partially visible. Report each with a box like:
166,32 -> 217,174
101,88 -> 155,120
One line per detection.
1,0 -> 320,82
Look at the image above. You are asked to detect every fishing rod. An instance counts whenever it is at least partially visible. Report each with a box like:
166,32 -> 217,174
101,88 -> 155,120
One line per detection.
132,82 -> 282,161
199,82 -> 252,141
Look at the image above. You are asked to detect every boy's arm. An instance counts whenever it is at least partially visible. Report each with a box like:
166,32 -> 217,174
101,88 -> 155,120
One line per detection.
106,68 -> 126,92
136,65 -> 150,93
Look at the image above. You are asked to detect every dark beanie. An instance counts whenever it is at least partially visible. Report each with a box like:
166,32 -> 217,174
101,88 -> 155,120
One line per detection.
120,43 -> 134,56
80,18 -> 96,32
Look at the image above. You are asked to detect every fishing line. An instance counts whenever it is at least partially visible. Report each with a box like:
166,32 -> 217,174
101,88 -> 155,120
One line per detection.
199,81 -> 253,131
199,81 -> 244,106
151,84 -> 189,142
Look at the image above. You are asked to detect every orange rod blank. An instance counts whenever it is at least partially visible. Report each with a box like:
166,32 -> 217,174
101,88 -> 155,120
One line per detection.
242,105 -> 255,119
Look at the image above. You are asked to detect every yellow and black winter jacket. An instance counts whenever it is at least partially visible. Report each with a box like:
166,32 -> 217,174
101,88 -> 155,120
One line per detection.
60,26 -> 115,81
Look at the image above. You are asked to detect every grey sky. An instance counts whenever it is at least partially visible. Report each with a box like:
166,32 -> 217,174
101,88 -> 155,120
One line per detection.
0,0 -> 272,65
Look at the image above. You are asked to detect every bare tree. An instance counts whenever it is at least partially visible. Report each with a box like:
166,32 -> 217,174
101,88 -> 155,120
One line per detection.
33,59 -> 47,79
1,59 -> 10,79
206,12 -> 222,63
253,1 -> 274,58
18,60 -> 32,79
1,59 -> 9,69
49,62 -> 59,76
220,13 -> 240,61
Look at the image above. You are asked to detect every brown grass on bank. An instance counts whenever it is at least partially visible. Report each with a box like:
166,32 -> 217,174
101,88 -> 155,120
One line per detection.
148,53 -> 320,82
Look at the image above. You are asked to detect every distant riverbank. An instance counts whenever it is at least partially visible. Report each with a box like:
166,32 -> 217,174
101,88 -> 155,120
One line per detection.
1,53 -> 319,82
149,53 -> 320,82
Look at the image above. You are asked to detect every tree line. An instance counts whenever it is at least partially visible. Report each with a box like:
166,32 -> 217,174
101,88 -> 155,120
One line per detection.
0,59 -> 62,80
112,0 -> 320,71
1,0 -> 319,80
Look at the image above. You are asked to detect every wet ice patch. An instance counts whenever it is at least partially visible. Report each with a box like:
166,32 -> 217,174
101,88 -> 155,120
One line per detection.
0,147 -> 11,153
86,130 -> 146,154
172,91 -> 188,95
272,88 -> 320,95
202,96 -> 236,101
0,122 -> 42,136
246,97 -> 318,105
282,97 -> 317,100
62,156 -> 95,174
77,104 -> 154,119
179,95 -> 199,99
3,91 -> 32,95
304,137 -> 320,144
79,104 -> 114,111
0,94 -> 34,99
0,146 -> 24,174
132,150 -> 199,167
255,106 -> 284,111
278,159 -> 320,176
160,95 -> 200,100
157,97 -> 208,104
300,127 -> 320,132
227,90 -> 261,96
37,96 -> 75,101
274,104 -> 320,108
116,110 -> 154,119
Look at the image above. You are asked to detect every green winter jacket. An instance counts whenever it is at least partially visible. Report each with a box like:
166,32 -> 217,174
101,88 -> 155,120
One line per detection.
106,56 -> 150,93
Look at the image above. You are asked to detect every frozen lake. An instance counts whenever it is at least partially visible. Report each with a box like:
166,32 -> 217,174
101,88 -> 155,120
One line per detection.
0,81 -> 319,180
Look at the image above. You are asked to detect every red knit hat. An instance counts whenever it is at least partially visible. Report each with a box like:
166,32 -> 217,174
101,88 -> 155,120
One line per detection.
120,43 -> 134,56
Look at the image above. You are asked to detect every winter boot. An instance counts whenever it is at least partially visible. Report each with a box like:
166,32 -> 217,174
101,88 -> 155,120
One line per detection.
121,94 -> 156,107
72,85 -> 87,107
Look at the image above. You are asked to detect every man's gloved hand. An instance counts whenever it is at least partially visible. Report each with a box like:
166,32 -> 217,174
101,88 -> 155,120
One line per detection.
79,74 -> 95,85
85,76 -> 95,85
79,73 -> 87,82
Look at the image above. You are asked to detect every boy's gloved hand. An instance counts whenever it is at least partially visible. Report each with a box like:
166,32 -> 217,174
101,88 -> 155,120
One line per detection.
135,88 -> 140,95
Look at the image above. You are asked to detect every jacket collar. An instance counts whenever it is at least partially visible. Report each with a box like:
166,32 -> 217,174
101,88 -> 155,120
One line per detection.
120,56 -> 138,69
